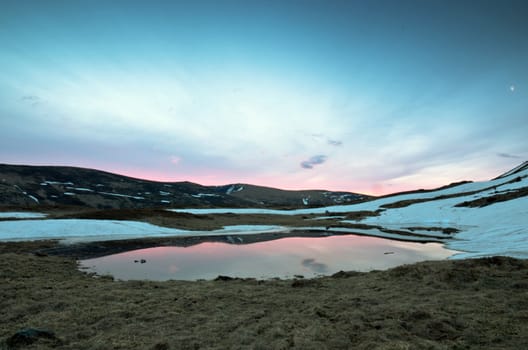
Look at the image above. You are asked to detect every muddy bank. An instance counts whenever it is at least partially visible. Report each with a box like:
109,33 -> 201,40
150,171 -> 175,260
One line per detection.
1,244 -> 527,349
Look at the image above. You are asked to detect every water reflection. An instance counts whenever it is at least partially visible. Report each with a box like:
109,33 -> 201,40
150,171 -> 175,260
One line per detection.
80,234 -> 456,281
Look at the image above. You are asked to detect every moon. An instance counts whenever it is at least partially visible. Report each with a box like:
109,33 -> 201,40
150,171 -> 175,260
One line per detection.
510,85 -> 515,92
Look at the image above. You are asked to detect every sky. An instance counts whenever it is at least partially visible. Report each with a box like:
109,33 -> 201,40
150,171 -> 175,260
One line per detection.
0,0 -> 527,195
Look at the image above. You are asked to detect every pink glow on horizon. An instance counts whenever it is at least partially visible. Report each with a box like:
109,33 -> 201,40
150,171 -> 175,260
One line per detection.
6,159 -> 506,197
106,168 -> 448,196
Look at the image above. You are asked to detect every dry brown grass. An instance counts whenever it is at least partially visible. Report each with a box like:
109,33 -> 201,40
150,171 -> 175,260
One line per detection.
1,246 -> 528,349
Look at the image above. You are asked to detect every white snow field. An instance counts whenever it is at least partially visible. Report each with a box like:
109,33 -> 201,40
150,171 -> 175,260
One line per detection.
0,219 -> 286,243
0,212 -> 48,219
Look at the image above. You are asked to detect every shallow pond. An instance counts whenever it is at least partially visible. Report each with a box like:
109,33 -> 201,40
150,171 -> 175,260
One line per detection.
80,234 -> 457,281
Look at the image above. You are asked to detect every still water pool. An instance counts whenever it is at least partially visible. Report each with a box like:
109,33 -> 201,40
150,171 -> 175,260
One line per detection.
80,234 -> 457,281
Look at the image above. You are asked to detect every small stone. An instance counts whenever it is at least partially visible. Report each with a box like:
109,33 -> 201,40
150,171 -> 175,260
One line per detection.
6,328 -> 60,347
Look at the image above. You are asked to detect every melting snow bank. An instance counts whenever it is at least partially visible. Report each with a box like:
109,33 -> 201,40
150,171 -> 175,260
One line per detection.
0,212 -> 48,219
361,193 -> 528,259
0,219 -> 287,243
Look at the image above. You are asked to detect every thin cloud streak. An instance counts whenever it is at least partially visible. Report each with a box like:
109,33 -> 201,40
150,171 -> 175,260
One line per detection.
301,155 -> 327,169
497,153 -> 521,159
327,139 -> 343,147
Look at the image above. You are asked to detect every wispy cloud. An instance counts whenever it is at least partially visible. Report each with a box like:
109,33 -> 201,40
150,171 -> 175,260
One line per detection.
497,153 -> 521,159
327,139 -> 342,146
301,155 -> 327,169
21,95 -> 41,107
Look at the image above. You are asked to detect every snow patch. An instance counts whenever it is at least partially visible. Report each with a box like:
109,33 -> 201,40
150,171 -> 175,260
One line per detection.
44,181 -> 74,186
99,192 -> 144,200
67,187 -> 94,192
0,212 -> 48,219
191,193 -> 220,198
226,185 -> 244,195
27,195 -> 39,203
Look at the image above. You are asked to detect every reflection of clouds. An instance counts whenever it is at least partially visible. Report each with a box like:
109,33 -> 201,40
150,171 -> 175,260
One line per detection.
169,264 -> 179,273
301,258 -> 328,273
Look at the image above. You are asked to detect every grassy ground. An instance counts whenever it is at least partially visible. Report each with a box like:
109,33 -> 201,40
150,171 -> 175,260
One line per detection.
1,243 -> 528,349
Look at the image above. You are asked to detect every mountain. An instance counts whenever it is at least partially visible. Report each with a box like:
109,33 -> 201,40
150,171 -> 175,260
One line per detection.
0,164 -> 368,209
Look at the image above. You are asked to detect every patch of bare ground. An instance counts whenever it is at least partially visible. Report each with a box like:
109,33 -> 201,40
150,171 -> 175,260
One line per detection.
1,248 -> 528,349
342,210 -> 381,221
455,186 -> 528,208
405,227 -> 460,235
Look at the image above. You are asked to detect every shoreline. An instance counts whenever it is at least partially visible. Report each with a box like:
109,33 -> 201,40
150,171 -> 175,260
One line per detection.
1,229 -> 446,260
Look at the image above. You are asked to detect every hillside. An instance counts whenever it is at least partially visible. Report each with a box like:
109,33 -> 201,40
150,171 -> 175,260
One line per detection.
0,164 -> 368,209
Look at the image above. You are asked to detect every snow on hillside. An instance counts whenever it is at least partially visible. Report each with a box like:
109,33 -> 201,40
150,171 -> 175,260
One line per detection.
170,164 -> 528,259
358,167 -> 528,259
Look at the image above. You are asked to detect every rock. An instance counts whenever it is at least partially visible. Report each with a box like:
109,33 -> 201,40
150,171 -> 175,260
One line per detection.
291,279 -> 320,288
214,275 -> 234,281
152,342 -> 170,350
331,270 -> 360,278
5,328 -> 60,348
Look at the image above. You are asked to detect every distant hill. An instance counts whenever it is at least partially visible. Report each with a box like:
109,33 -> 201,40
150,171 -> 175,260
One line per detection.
0,164 -> 369,209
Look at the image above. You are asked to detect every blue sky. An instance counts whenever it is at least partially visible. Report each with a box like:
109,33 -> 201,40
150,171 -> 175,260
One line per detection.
1,0 -> 526,194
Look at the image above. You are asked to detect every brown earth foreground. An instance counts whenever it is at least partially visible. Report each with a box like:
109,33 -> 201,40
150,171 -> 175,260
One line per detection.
1,242 -> 528,350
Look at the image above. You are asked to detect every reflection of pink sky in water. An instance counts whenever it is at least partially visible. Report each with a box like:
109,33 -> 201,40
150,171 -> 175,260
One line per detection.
80,235 -> 457,281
